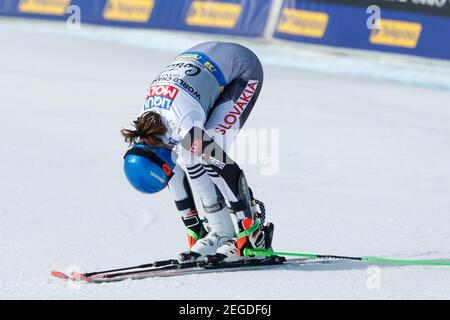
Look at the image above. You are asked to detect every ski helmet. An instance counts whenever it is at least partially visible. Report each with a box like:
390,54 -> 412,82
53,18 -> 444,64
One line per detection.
123,143 -> 176,194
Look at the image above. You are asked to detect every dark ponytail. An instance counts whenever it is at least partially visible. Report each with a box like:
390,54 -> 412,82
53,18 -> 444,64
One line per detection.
121,111 -> 169,148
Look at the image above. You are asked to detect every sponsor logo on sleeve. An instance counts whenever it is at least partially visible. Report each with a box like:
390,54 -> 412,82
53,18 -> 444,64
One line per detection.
185,1 -> 241,29
103,0 -> 154,23
177,53 -> 203,61
277,8 -> 329,39
166,62 -> 202,76
145,84 -> 179,111
369,19 -> 422,49
176,54 -> 217,73
215,80 -> 259,135
177,51 -> 227,90
190,139 -> 202,156
18,0 -> 71,15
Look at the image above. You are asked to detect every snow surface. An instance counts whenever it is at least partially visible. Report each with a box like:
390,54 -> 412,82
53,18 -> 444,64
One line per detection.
0,18 -> 449,299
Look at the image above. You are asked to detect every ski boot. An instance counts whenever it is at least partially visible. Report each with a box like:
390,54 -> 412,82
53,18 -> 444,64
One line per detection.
207,171 -> 274,264
210,217 -> 274,263
179,204 -> 235,263
181,210 -> 208,251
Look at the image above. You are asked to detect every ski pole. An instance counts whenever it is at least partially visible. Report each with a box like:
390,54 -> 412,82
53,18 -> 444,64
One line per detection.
244,248 -> 450,266
82,259 -> 179,277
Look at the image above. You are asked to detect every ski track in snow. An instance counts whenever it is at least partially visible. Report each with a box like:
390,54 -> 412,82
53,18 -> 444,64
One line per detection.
0,18 -> 449,299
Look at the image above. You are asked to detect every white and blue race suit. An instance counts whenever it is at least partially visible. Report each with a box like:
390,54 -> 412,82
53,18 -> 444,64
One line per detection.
138,41 -> 264,221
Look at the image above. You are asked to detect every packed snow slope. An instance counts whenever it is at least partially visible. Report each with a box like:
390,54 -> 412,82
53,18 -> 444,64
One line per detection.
0,18 -> 449,299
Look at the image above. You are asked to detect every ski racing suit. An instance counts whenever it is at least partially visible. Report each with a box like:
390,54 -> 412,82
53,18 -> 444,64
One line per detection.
138,42 -> 266,260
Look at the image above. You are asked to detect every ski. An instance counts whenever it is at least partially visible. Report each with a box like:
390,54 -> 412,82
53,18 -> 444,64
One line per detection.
51,256 -> 335,284
51,258 -> 187,283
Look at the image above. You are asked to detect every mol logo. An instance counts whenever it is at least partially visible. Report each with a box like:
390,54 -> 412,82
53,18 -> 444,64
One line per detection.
145,85 -> 179,111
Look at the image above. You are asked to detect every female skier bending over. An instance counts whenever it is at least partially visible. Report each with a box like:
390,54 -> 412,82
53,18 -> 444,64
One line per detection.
121,41 -> 273,263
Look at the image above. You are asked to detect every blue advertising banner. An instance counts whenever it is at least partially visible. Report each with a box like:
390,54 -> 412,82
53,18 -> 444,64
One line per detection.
1,0 -> 449,60
273,0 -> 450,60
311,0 -> 450,17
0,0 -> 272,37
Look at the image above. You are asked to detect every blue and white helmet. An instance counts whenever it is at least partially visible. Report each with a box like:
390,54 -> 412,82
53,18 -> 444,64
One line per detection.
123,143 -> 176,194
